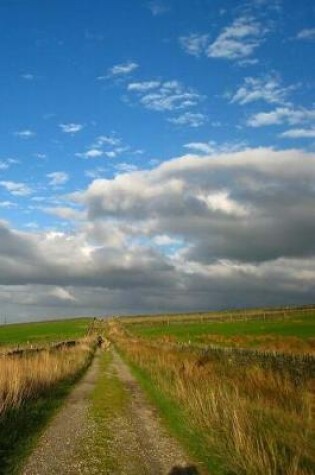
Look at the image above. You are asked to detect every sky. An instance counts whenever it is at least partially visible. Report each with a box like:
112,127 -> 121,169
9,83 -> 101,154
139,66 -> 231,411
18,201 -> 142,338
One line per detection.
0,0 -> 314,323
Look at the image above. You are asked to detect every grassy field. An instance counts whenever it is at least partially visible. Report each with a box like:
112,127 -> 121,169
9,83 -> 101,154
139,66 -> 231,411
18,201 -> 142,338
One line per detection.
0,338 -> 96,474
110,321 -> 315,475
0,317 -> 92,346
0,317 -> 96,474
126,310 -> 315,354
0,308 -> 314,474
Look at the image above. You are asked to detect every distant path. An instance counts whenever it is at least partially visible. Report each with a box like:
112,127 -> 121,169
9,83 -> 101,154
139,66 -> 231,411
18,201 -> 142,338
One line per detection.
22,349 -> 200,474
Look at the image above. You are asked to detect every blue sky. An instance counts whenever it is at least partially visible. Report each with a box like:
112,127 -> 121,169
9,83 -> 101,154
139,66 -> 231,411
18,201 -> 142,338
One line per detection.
0,0 -> 314,322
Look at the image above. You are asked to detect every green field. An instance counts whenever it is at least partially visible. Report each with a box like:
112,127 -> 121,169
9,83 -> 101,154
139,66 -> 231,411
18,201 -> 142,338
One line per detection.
126,311 -> 315,353
0,318 -> 92,346
129,312 -> 315,340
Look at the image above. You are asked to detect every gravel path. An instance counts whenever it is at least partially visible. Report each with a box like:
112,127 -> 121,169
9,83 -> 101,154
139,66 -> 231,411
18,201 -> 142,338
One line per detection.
22,354 -> 101,475
106,350 -> 199,474
22,349 -> 201,475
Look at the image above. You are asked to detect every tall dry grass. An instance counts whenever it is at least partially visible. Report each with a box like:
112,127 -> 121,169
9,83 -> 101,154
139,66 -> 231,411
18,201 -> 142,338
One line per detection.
0,338 -> 95,417
111,327 -> 314,475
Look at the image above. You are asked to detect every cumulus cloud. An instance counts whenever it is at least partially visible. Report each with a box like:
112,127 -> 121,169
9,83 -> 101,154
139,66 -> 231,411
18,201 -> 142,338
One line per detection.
99,61 -> 139,80
0,181 -> 32,196
21,73 -> 35,80
184,141 -> 246,155
49,287 -> 76,302
127,81 -> 160,92
168,112 -> 206,127
0,158 -> 17,170
179,34 -> 209,57
153,235 -> 183,246
207,16 -> 266,60
59,123 -> 84,134
47,172 -> 69,186
73,147 -> 315,265
76,134 -> 131,160
129,80 -> 203,112
79,149 -> 103,159
296,28 -> 315,40
0,201 -> 16,208
184,142 -> 216,154
280,128 -> 315,139
230,75 -> 294,105
179,16 -> 267,62
147,1 -> 169,16
247,107 -> 315,127
1,148 -> 315,320
14,129 -> 35,138
127,79 -> 206,127
44,206 -> 84,221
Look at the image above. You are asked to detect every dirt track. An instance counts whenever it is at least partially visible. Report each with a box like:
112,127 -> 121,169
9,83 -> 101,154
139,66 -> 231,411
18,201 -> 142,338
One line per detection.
22,353 -> 100,475
22,350 -> 201,475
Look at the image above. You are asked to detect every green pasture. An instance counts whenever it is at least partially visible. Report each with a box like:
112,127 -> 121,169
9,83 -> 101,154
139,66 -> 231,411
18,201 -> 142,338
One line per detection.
129,312 -> 315,342
0,318 -> 92,346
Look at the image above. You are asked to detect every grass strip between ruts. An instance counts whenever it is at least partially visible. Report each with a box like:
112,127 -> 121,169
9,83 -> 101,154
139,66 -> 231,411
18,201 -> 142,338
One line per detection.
77,351 -> 130,473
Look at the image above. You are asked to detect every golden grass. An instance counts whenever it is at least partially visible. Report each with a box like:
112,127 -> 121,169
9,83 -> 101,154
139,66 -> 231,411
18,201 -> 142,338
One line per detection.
111,326 -> 314,475
196,334 -> 315,354
0,338 -> 95,417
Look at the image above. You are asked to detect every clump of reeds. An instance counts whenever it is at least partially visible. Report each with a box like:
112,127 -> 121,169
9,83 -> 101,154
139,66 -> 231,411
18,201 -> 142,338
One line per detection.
0,338 -> 95,417
112,329 -> 314,475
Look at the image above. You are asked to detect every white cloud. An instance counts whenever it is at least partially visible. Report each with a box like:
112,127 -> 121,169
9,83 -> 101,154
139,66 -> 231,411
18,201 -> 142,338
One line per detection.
93,135 -> 121,147
49,287 -> 76,302
168,112 -> 206,127
137,80 -> 202,112
0,181 -> 32,196
72,147 -> 315,272
184,142 -> 216,154
14,129 -> 35,138
197,191 -> 248,217
296,28 -> 315,40
0,148 -> 315,319
128,80 -> 204,121
179,34 -> 209,57
127,81 -> 160,92
59,123 -> 84,134
0,201 -> 16,208
104,151 -> 117,158
280,128 -> 315,139
0,158 -> 19,170
77,134 -> 131,161
207,16 -> 265,60
105,61 -> 139,78
25,222 -> 39,229
115,163 -> 138,173
47,172 -> 69,186
44,206 -> 84,220
85,168 -> 106,179
35,153 -> 47,159
126,79 -> 206,127
21,73 -> 34,80
0,161 -> 9,170
153,235 -> 183,246
78,149 -> 103,159
184,141 -> 246,155
147,1 -> 169,16
230,75 -> 293,105
247,107 -> 315,127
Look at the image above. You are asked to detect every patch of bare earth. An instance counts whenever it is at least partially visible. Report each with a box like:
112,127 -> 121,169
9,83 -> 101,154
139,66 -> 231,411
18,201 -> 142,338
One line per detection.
22,349 -> 201,474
